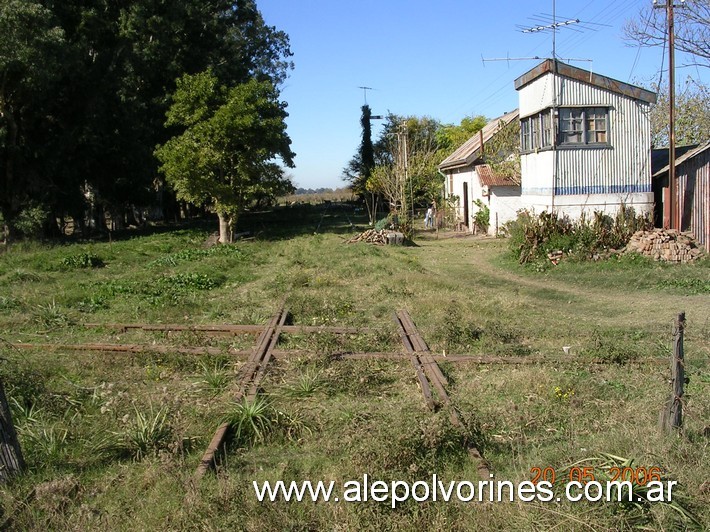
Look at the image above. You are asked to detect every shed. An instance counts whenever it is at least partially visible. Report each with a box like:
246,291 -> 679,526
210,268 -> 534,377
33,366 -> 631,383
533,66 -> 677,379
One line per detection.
439,109 -> 520,233
652,140 -> 710,252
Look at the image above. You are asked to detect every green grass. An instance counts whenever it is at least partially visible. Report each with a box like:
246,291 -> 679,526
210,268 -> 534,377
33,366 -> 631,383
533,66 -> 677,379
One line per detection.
0,207 -> 708,530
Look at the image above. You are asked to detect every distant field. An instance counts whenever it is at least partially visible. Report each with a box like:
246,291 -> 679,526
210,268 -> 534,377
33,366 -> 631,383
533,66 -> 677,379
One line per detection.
0,203 -> 708,530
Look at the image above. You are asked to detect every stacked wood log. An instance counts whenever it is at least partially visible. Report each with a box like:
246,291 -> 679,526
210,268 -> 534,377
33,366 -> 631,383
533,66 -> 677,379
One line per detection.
345,229 -> 388,245
625,229 -> 705,263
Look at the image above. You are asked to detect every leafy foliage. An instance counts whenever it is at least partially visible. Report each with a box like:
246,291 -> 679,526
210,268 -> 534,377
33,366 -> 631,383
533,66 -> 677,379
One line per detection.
155,71 -> 295,241
507,208 -> 653,264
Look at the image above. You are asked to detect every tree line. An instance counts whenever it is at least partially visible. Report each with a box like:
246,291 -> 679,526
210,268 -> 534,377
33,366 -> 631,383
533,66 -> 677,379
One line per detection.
0,0 -> 294,242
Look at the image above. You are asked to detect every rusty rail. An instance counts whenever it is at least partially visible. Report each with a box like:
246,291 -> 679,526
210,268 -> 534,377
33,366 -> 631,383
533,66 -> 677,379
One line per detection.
82,322 -> 370,335
192,305 -> 288,483
394,310 -> 492,479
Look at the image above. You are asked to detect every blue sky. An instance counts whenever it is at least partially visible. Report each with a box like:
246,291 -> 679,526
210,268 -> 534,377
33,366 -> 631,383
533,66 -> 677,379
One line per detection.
259,0 -> 709,190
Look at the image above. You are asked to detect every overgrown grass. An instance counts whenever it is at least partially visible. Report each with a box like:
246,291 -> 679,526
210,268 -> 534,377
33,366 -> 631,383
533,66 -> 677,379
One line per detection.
0,209 -> 707,530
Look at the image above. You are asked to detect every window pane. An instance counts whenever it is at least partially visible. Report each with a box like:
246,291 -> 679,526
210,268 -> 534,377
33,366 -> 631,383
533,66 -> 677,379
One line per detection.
542,111 -> 552,147
560,108 -> 583,144
586,107 -> 607,144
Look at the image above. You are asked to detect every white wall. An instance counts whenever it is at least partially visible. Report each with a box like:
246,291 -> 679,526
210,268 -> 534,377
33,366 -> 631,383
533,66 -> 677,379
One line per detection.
518,71 -> 653,221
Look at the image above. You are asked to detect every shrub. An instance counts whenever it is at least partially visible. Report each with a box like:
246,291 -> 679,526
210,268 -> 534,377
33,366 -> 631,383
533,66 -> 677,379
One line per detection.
61,252 -> 104,269
507,208 -> 652,264
473,199 -> 490,233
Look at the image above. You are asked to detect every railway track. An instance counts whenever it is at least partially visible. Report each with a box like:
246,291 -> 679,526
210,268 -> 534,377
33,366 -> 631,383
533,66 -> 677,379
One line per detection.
394,309 -> 492,479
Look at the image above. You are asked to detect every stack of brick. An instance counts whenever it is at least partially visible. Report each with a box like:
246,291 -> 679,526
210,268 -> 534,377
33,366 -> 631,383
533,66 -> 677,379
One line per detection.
625,229 -> 705,263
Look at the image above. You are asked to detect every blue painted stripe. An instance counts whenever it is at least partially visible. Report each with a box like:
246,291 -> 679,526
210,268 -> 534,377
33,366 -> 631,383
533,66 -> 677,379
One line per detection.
554,184 -> 652,195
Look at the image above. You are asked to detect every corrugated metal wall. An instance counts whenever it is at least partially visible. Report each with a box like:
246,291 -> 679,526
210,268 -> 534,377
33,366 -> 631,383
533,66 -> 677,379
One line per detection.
678,149 -> 710,252
556,80 -> 652,196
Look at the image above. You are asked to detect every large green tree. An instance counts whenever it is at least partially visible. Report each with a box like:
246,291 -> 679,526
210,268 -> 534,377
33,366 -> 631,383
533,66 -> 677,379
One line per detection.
1,0 -> 293,239
0,1 -> 64,239
155,70 -> 294,243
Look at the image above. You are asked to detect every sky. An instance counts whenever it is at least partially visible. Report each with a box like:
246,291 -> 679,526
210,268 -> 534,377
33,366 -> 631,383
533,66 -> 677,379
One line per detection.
258,0 -> 709,190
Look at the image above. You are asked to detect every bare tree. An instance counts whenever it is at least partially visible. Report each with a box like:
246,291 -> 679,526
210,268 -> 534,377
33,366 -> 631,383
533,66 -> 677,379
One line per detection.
624,1 -> 710,69
368,116 -> 441,235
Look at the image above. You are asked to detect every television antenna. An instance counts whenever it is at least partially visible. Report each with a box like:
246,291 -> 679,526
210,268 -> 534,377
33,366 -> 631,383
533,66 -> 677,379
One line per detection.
357,86 -> 376,105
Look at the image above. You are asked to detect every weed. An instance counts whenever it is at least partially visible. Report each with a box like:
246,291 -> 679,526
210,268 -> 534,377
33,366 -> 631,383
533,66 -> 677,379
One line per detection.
60,252 -> 104,269
282,369 -> 324,398
194,361 -> 230,396
557,453 -> 701,528
21,424 -> 69,463
32,300 -> 73,328
582,330 -> 646,364
6,269 -> 41,283
0,295 -> 20,311
75,296 -> 109,313
225,397 -> 275,447
507,208 -> 652,264
658,277 -> 710,294
148,244 -> 244,267
115,403 -> 173,461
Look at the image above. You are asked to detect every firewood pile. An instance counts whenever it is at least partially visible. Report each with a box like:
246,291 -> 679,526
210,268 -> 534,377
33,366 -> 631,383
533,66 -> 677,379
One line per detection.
625,229 -> 705,263
345,229 -> 388,244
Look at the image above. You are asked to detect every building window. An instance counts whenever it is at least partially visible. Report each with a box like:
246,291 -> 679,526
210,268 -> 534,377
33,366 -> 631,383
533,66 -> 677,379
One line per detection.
521,119 -> 531,152
541,110 -> 552,147
559,107 -> 609,146
520,109 -> 554,153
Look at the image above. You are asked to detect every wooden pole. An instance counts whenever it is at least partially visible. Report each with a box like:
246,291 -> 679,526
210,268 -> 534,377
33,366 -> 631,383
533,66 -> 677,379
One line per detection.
0,379 -> 25,482
662,312 -> 685,432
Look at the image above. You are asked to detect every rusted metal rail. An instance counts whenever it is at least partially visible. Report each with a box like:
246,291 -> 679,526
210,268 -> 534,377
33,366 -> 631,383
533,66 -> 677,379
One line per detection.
394,310 -> 492,479
82,322 -> 370,335
192,305 -> 288,482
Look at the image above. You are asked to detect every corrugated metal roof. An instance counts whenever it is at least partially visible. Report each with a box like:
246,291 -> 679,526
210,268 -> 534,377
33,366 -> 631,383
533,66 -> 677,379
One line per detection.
439,109 -> 519,171
652,145 -> 699,176
514,59 -> 657,104
652,140 -> 710,178
475,164 -> 520,187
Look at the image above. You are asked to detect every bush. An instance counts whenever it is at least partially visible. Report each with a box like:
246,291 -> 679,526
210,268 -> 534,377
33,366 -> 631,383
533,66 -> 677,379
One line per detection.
13,204 -> 48,238
61,252 -> 105,269
506,208 -> 652,264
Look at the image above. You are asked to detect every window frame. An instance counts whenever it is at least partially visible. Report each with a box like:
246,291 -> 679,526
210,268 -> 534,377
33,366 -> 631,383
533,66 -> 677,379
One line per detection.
557,106 -> 610,148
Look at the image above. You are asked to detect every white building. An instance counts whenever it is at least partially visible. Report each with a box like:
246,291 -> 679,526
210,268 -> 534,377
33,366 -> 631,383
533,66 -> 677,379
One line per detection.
515,59 -> 657,219
439,110 -> 520,234
439,60 -> 657,235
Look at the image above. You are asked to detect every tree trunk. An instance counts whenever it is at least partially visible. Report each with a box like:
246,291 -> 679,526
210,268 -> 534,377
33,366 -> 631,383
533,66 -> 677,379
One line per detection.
217,212 -> 232,243
0,379 -> 25,483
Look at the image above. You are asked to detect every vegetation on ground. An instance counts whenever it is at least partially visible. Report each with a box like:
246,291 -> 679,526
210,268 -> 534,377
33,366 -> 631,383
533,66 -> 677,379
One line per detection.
0,205 -> 708,530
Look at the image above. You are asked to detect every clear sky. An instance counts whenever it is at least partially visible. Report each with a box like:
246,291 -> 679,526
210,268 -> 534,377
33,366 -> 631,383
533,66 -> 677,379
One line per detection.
258,0 -> 709,190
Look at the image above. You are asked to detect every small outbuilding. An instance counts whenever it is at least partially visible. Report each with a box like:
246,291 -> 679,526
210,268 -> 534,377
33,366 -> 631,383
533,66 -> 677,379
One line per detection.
652,140 -> 710,252
438,110 -> 520,234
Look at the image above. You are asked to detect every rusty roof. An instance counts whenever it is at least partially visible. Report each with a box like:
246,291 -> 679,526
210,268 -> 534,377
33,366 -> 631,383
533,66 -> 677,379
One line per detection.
652,140 -> 710,178
514,59 -> 657,104
475,164 -> 520,187
439,109 -> 520,172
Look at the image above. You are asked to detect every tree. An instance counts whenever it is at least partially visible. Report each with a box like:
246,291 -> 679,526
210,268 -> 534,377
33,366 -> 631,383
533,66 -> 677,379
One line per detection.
624,1 -> 710,69
155,70 -> 295,243
436,115 -> 487,155
367,115 -> 444,237
0,1 -> 64,239
649,78 -> 710,147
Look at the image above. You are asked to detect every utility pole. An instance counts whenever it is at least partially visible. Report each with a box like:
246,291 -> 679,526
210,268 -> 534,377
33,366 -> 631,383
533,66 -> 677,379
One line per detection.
655,0 -> 683,230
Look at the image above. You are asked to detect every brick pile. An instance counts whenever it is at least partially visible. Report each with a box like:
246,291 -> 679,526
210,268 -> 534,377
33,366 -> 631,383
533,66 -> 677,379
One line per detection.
625,229 -> 705,263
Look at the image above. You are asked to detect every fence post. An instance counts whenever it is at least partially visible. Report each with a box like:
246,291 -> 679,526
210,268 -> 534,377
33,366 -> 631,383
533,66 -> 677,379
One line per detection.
0,378 -> 25,482
662,312 -> 685,433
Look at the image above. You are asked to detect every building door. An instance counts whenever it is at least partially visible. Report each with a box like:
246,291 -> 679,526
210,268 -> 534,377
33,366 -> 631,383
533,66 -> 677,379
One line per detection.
463,182 -> 469,227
